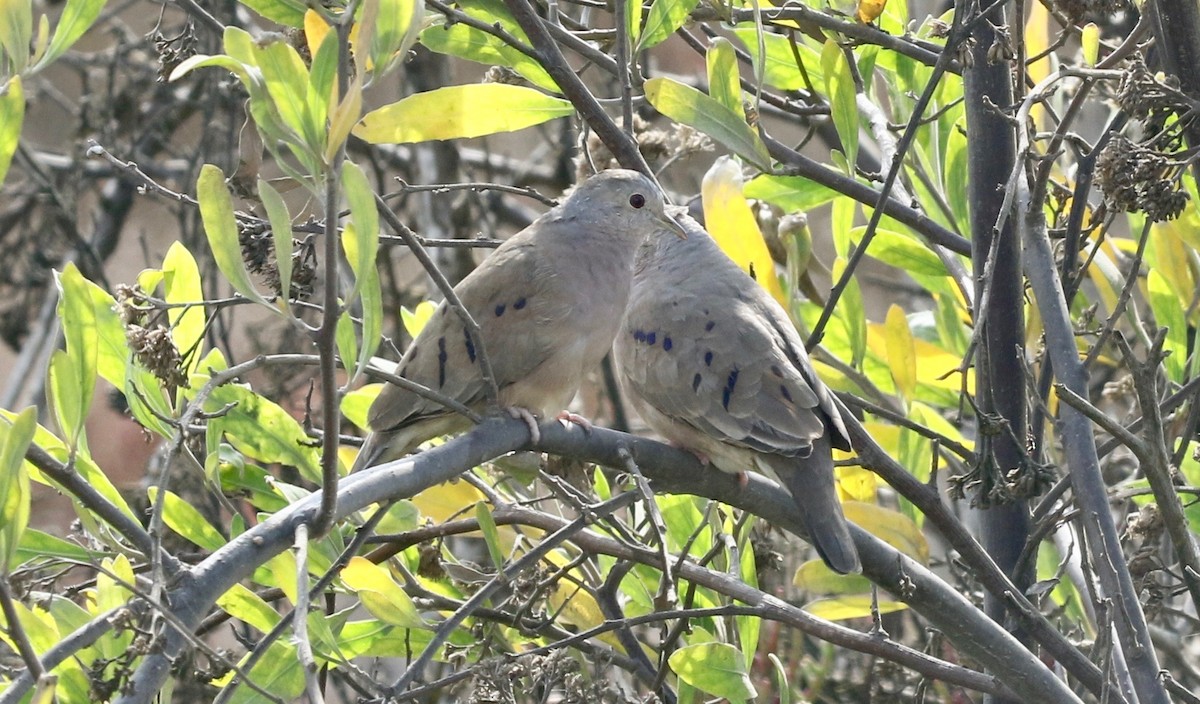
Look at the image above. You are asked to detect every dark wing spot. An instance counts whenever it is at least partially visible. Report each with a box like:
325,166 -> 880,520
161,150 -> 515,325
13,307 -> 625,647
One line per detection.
634,329 -> 646,343
780,384 -> 793,403
513,297 -> 527,310
749,262 -> 757,281
704,351 -> 713,367
495,304 -> 506,317
437,337 -> 448,388
722,368 -> 739,411
663,336 -> 673,351
464,329 -> 477,363
770,365 -> 783,377
705,321 -> 715,332
646,332 -> 656,345
692,373 -> 702,391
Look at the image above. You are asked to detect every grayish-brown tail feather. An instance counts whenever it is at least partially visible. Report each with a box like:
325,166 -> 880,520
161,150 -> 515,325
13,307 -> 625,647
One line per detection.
765,430 -> 862,575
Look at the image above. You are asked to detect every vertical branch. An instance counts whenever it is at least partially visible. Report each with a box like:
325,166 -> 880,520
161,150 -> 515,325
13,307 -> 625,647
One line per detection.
959,0 -> 1031,677
311,14 -> 357,538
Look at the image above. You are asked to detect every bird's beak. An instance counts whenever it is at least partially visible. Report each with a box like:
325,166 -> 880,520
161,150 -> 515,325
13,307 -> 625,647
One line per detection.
664,213 -> 688,239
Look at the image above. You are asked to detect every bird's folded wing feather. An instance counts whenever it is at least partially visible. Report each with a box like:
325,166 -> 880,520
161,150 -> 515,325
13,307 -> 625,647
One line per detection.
621,288 -> 826,458
368,236 -> 562,433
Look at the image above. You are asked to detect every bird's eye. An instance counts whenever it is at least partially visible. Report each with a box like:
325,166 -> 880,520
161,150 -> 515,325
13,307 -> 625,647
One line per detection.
629,193 -> 646,209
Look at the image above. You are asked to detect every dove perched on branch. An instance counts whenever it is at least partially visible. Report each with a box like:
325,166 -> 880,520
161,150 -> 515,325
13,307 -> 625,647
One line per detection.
354,169 -> 685,472
614,212 -> 861,574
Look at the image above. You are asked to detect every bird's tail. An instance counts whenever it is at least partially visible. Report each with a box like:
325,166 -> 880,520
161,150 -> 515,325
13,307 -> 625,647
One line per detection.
765,430 -> 862,575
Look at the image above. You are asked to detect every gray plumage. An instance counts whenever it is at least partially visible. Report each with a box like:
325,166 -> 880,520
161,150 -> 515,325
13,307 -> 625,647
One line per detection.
355,169 -> 681,471
614,212 -> 861,574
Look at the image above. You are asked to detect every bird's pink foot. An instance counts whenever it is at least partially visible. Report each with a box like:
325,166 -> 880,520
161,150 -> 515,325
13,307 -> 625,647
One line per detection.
506,406 -> 541,444
666,440 -> 709,466
556,410 -> 593,434
737,471 -> 749,489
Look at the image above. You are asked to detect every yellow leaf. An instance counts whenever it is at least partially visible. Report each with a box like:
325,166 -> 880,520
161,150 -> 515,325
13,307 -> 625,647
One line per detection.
883,304 -> 916,401
401,300 -> 438,337
355,84 -> 574,144
803,594 -> 908,621
855,0 -> 887,24
701,156 -> 786,306
793,559 -> 871,594
1081,23 -> 1100,65
834,464 -> 877,502
866,326 -> 973,394
304,10 -> 331,57
843,501 -> 929,563
412,478 -> 487,523
342,556 -> 428,628
543,550 -> 622,648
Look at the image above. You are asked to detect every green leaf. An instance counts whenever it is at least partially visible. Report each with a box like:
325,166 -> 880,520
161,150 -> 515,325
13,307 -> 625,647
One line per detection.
0,408 -> 35,571
47,350 -> 85,448
239,0 -> 306,27
644,77 -> 770,170
1148,270 -> 1186,383
369,0 -> 424,80
668,642 -> 757,701
162,242 -> 206,380
15,528 -> 95,565
54,265 -> 99,445
857,228 -> 950,276
254,40 -> 320,152
356,85 -> 575,143
419,23 -> 558,92
199,165 -> 271,309
706,37 -> 744,120
227,641 -> 305,704
217,583 -> 281,634
730,28 -> 825,92
638,0 -> 699,50
833,257 -> 866,368
341,556 -> 427,628
804,594 -> 908,620
342,160 -> 379,295
474,501 -> 505,572
793,559 -> 872,594
821,39 -> 858,173
260,177 -> 294,304
0,77 -> 23,186
147,488 -> 226,552
38,0 -> 104,67
206,384 -> 322,482
744,174 -> 838,213
0,0 -> 32,72
336,310 -> 359,385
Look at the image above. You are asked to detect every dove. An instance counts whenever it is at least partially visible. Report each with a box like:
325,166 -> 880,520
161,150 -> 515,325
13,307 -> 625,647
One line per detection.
354,169 -> 685,472
614,212 -> 861,574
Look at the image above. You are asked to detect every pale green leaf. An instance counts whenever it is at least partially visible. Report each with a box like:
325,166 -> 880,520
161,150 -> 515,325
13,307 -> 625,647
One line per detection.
199,165 -> 270,308
0,0 -> 32,72
419,23 -> 558,92
54,265 -> 98,445
162,242 -> 206,379
206,384 -> 321,482
38,0 -> 104,67
0,408 -> 35,570
239,0 -> 306,26
644,77 -> 770,170
260,177 -> 294,304
370,0 -> 424,79
744,173 -> 838,212
821,39 -> 858,174
0,77 -> 24,186
147,488 -> 226,552
668,642 -> 757,701
217,583 -> 281,634
341,556 -> 427,628
356,85 -> 574,143
730,28 -> 825,92
706,37 -> 744,120
638,0 -> 699,50
804,594 -> 908,620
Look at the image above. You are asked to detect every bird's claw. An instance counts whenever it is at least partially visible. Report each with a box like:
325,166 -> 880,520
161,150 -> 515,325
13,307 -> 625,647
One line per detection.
556,410 -> 593,435
506,407 -> 541,444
